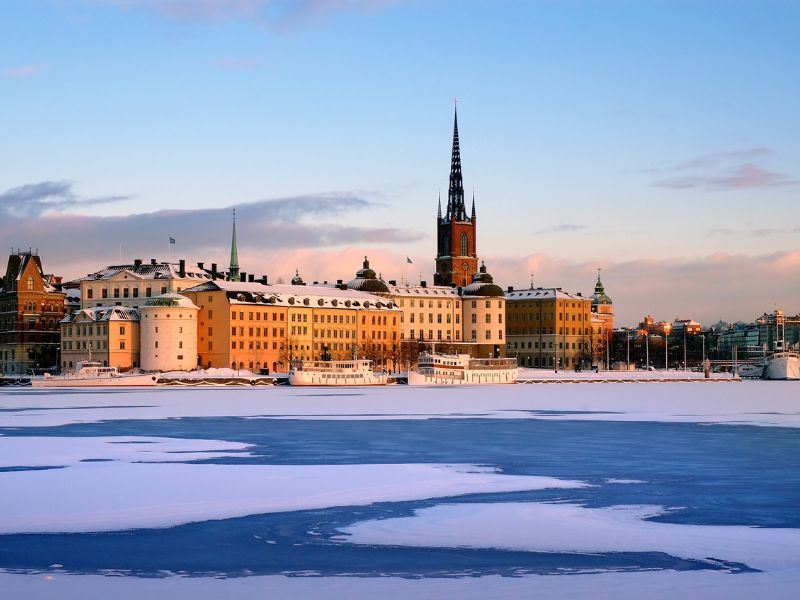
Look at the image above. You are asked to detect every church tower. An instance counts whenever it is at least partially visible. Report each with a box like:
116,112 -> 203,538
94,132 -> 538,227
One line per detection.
434,105 -> 478,287
228,209 -> 240,282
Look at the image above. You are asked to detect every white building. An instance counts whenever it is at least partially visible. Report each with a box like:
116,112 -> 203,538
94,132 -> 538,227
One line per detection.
139,293 -> 199,372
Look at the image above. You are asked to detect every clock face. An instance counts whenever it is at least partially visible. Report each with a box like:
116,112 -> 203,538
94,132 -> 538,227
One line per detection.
462,262 -> 469,271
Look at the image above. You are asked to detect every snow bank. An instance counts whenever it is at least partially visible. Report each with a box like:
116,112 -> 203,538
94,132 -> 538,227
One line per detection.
338,502 -> 800,572
1,380 -> 799,428
0,464 -> 586,534
2,569 -> 799,600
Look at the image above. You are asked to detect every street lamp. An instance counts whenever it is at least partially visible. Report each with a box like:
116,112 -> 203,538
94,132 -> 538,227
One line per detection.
645,332 -> 650,370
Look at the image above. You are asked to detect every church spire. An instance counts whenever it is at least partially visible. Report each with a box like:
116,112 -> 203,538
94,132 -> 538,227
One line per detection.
447,101 -> 466,221
229,208 -> 240,281
471,189 -> 476,220
437,190 -> 442,220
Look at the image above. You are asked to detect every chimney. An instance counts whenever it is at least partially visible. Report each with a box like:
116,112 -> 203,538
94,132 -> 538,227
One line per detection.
179,259 -> 186,278
507,286 -> 514,293
211,263 -> 218,279
151,258 -> 157,265
134,259 -> 142,267
197,262 -> 204,270
421,280 -> 427,288
323,280 -> 328,285
313,281 -> 318,285
248,274 -> 255,283
457,286 -> 462,295
388,280 -> 396,286
260,275 -> 268,284
336,279 -> 343,285
240,272 -> 247,282
338,283 -> 347,290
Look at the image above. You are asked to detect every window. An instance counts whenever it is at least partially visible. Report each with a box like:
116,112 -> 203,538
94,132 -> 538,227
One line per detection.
123,288 -> 129,298
155,341 -> 159,349
119,326 -> 125,335
120,340 -> 126,350
161,286 -> 167,294
87,288 -> 94,299
102,289 -> 108,299
133,288 -> 139,298
460,232 -> 468,256
113,288 -> 120,298
471,314 -> 477,324
27,276 -> 34,291
178,326 -> 183,333
485,313 -> 491,324
146,287 -> 152,297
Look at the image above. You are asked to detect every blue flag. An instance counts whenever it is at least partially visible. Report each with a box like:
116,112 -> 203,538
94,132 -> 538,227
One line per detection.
169,237 -> 176,245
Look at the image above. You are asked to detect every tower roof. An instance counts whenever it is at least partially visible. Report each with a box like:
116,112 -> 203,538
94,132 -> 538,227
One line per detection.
591,269 -> 613,306
446,104 -> 467,222
347,256 -> 389,294
229,208 -> 240,281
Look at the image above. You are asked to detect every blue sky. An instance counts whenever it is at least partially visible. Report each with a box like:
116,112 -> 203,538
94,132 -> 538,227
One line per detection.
1,0 -> 799,325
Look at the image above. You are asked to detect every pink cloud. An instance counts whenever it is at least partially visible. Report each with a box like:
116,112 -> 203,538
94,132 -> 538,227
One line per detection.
653,163 -> 798,190
2,65 -> 40,78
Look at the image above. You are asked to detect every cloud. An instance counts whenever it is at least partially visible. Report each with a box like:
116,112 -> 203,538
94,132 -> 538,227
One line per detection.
653,164 -> 798,191
0,183 -> 422,281
0,181 -> 132,218
213,57 -> 258,69
96,0 -> 401,28
1,65 -> 40,78
644,147 -> 774,174
533,224 -> 586,234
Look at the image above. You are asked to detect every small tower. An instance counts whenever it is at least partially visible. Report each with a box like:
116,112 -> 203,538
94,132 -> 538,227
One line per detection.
229,209 -> 240,282
434,103 -> 478,287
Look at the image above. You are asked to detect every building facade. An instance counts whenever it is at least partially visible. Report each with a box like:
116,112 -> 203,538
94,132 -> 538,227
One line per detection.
182,280 -> 402,373
60,306 -> 141,371
75,259 -> 213,310
140,294 -> 200,372
505,287 -> 595,369
0,251 -> 65,375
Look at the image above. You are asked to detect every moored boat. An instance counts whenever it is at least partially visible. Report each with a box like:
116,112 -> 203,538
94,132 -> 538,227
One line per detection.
287,359 -> 388,386
32,361 -> 159,388
408,352 -> 518,385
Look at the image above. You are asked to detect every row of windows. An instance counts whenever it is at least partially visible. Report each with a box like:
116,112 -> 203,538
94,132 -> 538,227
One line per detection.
230,327 -> 284,338
86,286 -> 168,299
508,327 -> 591,336
232,310 -> 285,322
408,313 -> 459,324
397,299 -> 460,309
406,330 -> 461,341
508,341 -> 586,350
62,339 -> 128,350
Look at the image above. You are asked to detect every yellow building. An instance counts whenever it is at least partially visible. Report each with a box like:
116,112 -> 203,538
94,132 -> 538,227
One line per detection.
60,306 -> 141,371
182,280 -> 401,373
505,287 -> 594,370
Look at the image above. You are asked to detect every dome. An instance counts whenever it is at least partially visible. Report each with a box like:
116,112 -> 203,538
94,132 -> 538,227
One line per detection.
462,262 -> 504,297
290,269 -> 305,286
347,256 -> 389,294
591,272 -> 612,306
142,293 -> 199,309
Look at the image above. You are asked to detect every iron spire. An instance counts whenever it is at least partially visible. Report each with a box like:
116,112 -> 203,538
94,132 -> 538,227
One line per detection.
448,102 -> 466,221
437,190 -> 442,220
471,189 -> 476,220
229,208 -> 240,281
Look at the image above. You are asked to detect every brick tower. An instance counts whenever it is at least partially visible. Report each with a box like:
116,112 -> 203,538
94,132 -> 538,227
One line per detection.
434,105 -> 478,287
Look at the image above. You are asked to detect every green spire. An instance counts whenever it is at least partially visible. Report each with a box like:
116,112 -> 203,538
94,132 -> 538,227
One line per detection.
229,208 -> 240,281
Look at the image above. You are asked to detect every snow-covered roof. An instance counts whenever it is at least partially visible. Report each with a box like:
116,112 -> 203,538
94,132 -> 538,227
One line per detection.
141,293 -> 199,310
61,306 -> 140,324
183,280 -> 400,311
506,288 -> 590,302
385,284 -> 459,297
78,262 -> 212,283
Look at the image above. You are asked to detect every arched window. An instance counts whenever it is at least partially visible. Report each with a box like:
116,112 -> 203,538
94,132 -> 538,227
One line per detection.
442,234 -> 450,256
460,232 -> 468,256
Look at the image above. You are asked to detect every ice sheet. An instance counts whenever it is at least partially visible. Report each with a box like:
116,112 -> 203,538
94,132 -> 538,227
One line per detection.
0,463 -> 586,533
338,502 -> 800,571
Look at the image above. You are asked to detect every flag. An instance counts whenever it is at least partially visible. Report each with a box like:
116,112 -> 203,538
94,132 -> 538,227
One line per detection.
169,237 -> 176,245
406,257 -> 413,264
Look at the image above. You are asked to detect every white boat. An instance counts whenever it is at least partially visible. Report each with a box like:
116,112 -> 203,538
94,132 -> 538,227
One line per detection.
32,361 -> 159,388
287,359 -> 388,386
760,310 -> 800,380
408,352 -> 518,385
763,352 -> 800,380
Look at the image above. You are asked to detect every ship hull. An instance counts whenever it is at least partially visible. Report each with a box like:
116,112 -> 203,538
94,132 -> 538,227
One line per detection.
287,372 -> 387,386
407,368 -> 518,386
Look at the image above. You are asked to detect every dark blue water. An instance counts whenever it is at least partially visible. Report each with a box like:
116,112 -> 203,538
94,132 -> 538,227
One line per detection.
0,414 -> 797,577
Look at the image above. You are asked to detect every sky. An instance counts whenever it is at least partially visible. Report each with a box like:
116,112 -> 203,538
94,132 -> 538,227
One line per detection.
1,0 -> 798,326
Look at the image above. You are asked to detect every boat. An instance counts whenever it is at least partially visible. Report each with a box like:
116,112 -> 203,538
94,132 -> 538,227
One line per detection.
32,361 -> 159,388
287,359 -> 388,386
408,352 -> 518,385
763,351 -> 800,380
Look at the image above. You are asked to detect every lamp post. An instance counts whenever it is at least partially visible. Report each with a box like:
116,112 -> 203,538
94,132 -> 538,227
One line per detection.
665,330 -> 669,371
683,328 -> 687,371
645,333 -> 650,370
626,330 -> 630,371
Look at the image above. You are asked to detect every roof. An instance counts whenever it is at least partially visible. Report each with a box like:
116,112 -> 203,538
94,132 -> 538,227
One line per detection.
183,280 -> 400,311
506,288 -> 590,302
2,252 -> 60,294
346,257 -> 390,294
462,263 -> 504,298
61,306 -> 140,324
386,284 -> 459,297
142,293 -> 199,310
77,261 -> 212,283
